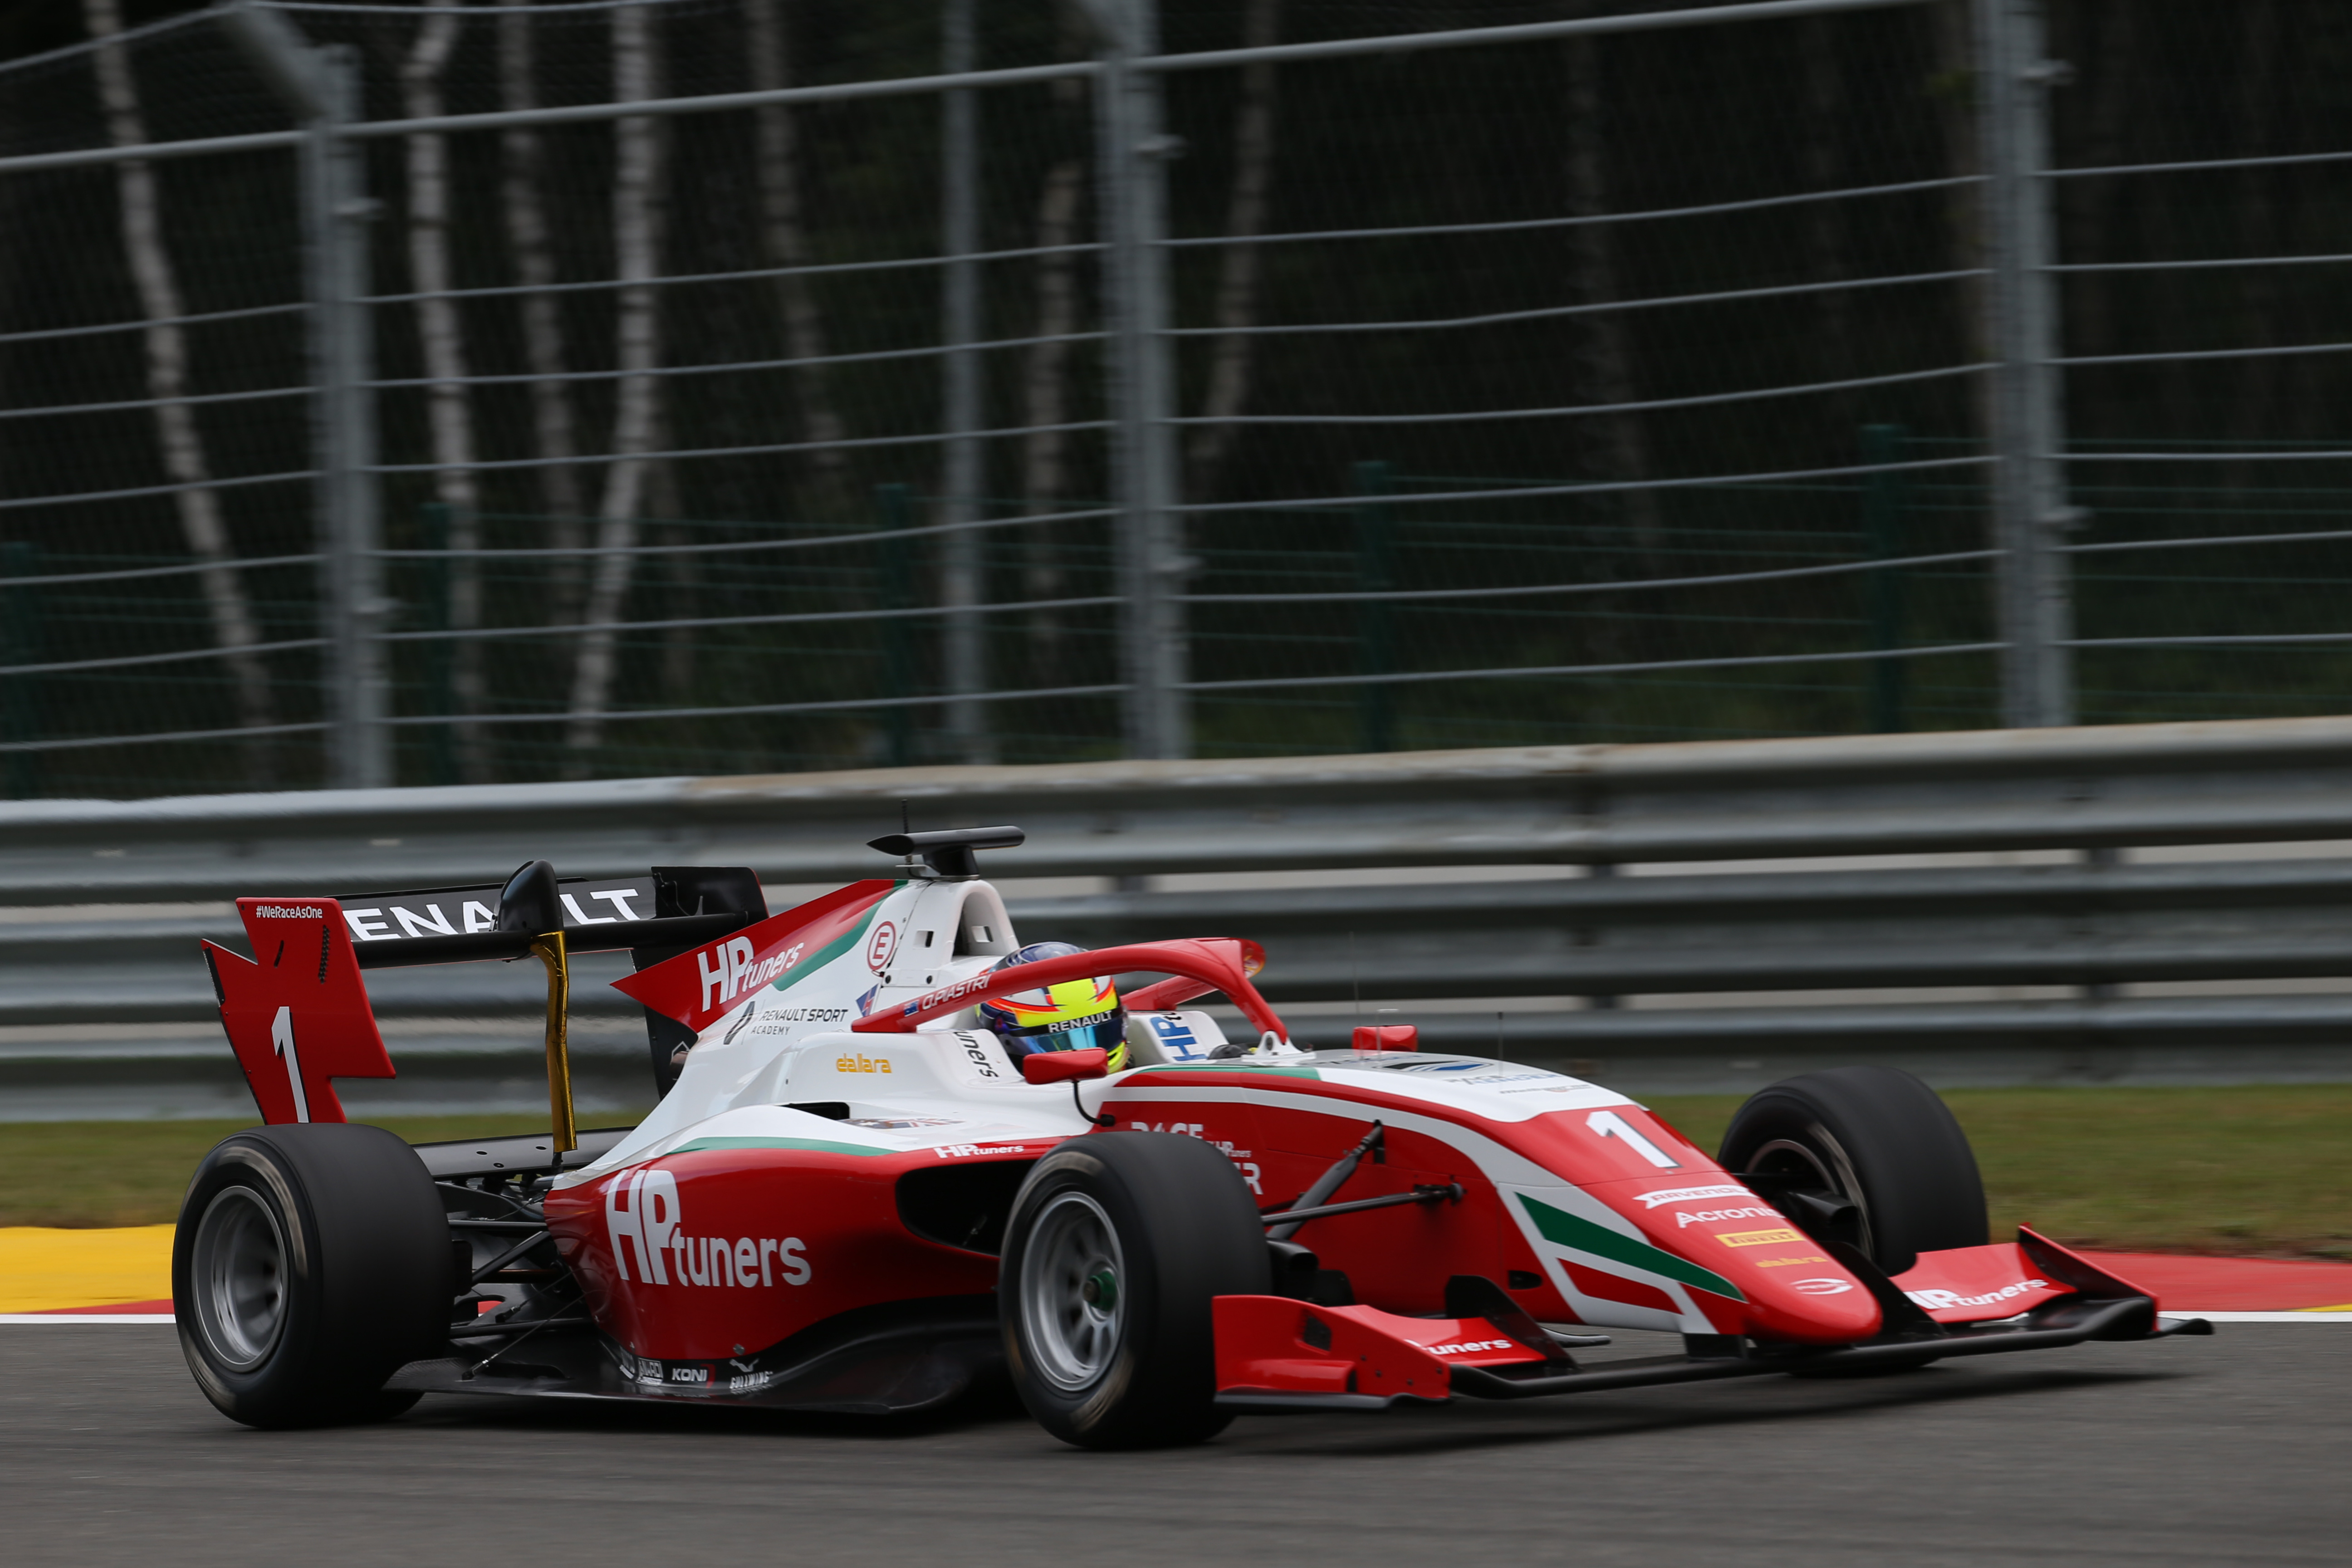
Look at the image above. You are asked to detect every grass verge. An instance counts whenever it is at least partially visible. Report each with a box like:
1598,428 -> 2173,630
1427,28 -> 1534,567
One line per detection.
0,1114 -> 645,1229
2,1086 -> 2347,1256
1650,1085 -> 2352,1259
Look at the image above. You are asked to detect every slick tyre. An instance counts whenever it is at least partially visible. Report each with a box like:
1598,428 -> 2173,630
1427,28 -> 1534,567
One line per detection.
1719,1065 -> 1986,1276
1000,1132 -> 1266,1450
173,1122 -> 450,1429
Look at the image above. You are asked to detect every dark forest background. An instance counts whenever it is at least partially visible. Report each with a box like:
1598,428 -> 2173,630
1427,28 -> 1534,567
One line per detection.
0,0 -> 2348,795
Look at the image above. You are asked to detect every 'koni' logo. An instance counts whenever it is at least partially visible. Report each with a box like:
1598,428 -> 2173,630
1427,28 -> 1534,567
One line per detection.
603,1167 -> 811,1288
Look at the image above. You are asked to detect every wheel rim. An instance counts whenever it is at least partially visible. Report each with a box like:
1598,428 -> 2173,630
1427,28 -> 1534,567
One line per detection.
1017,1191 -> 1127,1393
191,1185 -> 289,1372
1747,1130 -> 1873,1259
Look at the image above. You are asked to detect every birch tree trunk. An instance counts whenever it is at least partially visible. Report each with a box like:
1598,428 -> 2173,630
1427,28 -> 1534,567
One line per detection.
1563,30 -> 1662,572
498,0 -> 587,617
565,0 -> 666,761
2234,0 -> 2283,455
82,0 -> 276,765
1929,0 -> 1989,440
1801,16 -> 1852,415
1019,133 -> 1087,678
1184,0 -> 1281,501
745,0 -> 848,503
402,0 -> 490,779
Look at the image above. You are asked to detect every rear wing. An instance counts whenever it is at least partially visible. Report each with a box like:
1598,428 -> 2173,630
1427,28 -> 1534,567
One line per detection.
203,860 -> 766,1153
334,862 -> 764,968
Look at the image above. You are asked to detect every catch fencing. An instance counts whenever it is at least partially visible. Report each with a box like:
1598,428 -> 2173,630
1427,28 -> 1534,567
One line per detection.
9,716 -> 2352,1117
1,0 -> 2350,798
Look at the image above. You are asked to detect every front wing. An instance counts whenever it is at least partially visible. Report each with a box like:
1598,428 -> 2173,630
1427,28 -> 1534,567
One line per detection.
1213,1228 -> 2214,1412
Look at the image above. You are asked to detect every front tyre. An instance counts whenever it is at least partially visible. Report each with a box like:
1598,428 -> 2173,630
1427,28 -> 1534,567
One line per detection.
1718,1065 -> 1986,1276
174,1123 -> 450,1429
1000,1132 -> 1266,1449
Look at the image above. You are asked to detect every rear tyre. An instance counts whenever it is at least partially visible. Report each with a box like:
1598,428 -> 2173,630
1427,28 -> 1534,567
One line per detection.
1000,1132 -> 1266,1449
1718,1066 -> 1985,1276
173,1123 -> 451,1429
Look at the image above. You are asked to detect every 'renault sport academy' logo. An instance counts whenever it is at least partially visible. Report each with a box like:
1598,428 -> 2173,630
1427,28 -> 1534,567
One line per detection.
604,1167 -> 811,1288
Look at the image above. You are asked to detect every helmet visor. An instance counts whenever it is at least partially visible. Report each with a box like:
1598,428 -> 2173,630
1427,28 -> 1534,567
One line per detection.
1000,1009 -> 1125,1058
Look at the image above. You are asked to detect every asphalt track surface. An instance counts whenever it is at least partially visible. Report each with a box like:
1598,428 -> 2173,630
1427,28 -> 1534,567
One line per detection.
5,1323 -> 2342,1566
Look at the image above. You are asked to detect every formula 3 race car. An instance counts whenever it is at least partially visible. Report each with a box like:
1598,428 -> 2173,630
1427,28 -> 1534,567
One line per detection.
174,827 -> 2209,1447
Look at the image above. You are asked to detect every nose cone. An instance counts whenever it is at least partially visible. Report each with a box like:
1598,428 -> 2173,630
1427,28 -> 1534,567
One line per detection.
1593,1179 -> 1884,1345
1733,1262 -> 1883,1343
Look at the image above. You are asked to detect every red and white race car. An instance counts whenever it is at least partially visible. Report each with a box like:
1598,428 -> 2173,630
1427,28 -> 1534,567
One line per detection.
175,827 -> 2207,1446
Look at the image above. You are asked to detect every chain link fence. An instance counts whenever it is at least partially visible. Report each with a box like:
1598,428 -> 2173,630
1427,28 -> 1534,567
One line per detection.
0,0 -> 2347,796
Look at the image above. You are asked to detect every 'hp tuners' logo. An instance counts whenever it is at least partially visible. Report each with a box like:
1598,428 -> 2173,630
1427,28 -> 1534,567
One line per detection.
1147,1013 -> 1206,1061
603,1167 -> 812,1288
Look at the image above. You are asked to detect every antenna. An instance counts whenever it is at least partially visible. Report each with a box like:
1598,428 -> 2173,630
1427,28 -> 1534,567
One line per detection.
901,800 -> 910,836
1350,932 -> 1360,1019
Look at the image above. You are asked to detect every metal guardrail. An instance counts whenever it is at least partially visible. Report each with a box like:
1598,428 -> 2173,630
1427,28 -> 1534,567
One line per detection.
10,714 -> 2352,1116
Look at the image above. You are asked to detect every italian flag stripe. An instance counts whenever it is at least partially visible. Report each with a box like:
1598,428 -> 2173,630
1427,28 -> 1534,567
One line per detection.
772,889 -> 899,996
673,1135 -> 889,1158
1518,1193 -> 1747,1303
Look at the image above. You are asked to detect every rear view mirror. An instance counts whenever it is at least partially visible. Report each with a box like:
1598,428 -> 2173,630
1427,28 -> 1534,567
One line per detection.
1021,1047 -> 1110,1085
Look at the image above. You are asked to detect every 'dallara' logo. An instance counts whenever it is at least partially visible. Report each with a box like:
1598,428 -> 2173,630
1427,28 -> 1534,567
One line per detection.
834,1053 -> 893,1074
603,1167 -> 812,1288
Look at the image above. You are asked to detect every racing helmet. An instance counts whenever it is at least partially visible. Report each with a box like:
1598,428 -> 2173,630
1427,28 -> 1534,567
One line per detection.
976,941 -> 1127,1071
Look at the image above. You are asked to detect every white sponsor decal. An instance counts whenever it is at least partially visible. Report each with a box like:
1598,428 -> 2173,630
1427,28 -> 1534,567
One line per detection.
1426,1338 -> 1516,1356
1147,1013 -> 1206,1060
1791,1277 -> 1854,1296
603,1167 -> 810,1288
952,1031 -> 1000,1079
1905,1278 -> 2050,1312
1635,1184 -> 1751,1210
562,889 -> 645,925
253,904 -> 323,919
933,1143 -> 1030,1159
343,887 -> 638,941
697,940 -> 804,1013
1674,1205 -> 1783,1228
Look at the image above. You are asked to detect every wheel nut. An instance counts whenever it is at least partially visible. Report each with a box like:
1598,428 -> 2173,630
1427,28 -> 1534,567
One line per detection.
1082,1269 -> 1118,1310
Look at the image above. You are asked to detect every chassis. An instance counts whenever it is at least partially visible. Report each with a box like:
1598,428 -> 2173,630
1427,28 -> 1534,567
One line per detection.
173,828 -> 2208,1446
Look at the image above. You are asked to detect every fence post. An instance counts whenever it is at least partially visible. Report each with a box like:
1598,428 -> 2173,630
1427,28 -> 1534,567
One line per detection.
1973,0 -> 2077,729
221,4 -> 388,787
1353,460 -> 1395,753
0,542 -> 39,799
313,46 -> 389,788
1862,424 -> 1909,735
937,0 -> 990,764
875,484 -> 917,768
1088,0 -> 1187,760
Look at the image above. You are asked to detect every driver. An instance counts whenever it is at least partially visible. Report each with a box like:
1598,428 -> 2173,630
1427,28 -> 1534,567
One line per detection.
975,941 -> 1128,1071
